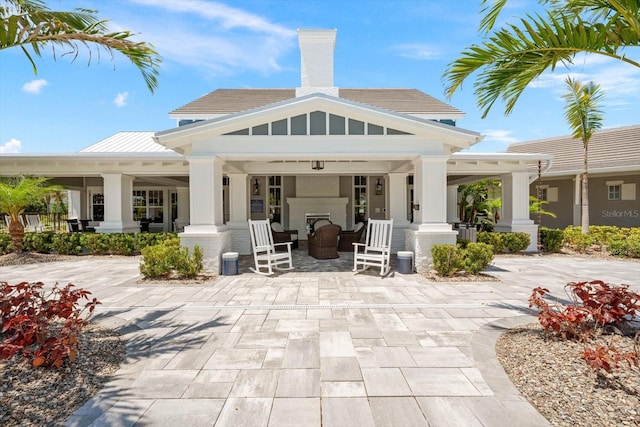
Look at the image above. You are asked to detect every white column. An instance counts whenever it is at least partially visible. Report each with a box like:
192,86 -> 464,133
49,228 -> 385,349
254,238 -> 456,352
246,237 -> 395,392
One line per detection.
412,155 -> 452,232
176,186 -> 190,225
447,185 -> 459,223
96,173 -> 138,233
388,173 -> 409,227
67,190 -> 81,219
184,157 -> 225,233
227,173 -> 248,225
496,171 -> 537,251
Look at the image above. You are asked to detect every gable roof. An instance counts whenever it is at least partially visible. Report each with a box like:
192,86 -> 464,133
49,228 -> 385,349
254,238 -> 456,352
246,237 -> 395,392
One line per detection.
80,131 -> 176,153
507,125 -> 640,175
170,88 -> 463,118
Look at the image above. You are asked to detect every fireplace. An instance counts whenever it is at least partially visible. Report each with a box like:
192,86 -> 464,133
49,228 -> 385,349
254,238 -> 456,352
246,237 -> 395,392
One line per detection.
288,198 -> 348,239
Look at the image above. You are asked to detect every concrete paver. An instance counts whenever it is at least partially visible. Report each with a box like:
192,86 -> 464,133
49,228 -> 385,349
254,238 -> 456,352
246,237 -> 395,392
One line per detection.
1,253 -> 638,426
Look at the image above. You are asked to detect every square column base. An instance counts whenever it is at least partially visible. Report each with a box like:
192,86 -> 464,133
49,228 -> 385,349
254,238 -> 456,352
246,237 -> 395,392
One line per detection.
494,223 -> 539,252
180,230 -> 233,274
404,229 -> 457,273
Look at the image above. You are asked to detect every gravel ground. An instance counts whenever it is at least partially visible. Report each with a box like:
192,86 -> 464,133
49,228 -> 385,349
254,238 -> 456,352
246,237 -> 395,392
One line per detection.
0,324 -> 125,427
496,323 -> 640,427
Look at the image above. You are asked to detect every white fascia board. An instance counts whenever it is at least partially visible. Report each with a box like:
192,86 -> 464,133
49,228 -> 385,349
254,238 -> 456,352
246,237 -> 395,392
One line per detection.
155,93 -> 481,151
448,153 -> 554,174
451,152 -> 553,162
541,165 -> 640,177
189,135 -> 451,160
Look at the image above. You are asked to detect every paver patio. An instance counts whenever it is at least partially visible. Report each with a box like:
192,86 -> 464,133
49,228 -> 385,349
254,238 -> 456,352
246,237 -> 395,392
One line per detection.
1,252 -> 638,426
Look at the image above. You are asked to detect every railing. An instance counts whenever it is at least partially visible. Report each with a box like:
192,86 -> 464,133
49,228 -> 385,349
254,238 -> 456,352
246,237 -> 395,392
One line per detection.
0,212 -> 70,232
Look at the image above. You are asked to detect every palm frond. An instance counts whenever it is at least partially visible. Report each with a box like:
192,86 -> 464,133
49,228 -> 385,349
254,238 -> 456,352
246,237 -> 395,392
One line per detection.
0,0 -> 161,92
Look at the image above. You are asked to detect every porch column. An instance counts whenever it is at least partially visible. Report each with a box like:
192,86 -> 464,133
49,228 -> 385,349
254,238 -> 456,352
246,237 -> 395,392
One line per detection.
180,156 -> 231,273
447,185 -> 460,223
406,156 -> 457,272
495,172 -> 538,251
388,172 -> 410,252
226,173 -> 251,255
96,173 -> 138,233
176,186 -> 190,226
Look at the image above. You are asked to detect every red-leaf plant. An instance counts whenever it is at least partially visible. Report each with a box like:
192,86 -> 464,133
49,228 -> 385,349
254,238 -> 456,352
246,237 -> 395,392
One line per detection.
0,281 -> 100,368
529,281 -> 639,372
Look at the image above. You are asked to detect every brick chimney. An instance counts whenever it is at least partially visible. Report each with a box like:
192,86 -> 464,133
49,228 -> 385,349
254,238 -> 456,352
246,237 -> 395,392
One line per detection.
296,29 -> 338,97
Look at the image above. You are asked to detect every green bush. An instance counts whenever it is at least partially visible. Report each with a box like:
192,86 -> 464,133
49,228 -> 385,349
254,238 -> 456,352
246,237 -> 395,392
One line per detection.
563,226 -> 593,252
139,241 -> 203,279
134,232 -> 178,251
456,238 -> 471,249
540,228 -> 564,253
502,232 -> 530,253
477,232 -> 505,253
174,245 -> 203,278
589,225 -> 624,247
51,233 -> 83,255
107,234 -> 136,255
80,233 -> 110,255
464,242 -> 494,274
0,233 -> 12,255
23,232 -> 54,253
607,234 -> 640,258
431,244 -> 464,277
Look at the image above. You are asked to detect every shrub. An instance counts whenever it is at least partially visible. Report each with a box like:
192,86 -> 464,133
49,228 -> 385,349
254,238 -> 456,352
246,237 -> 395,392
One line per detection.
139,241 -> 203,279
51,233 -> 83,255
80,233 -> 110,255
477,232 -> 504,253
502,232 -> 530,253
464,242 -> 494,274
108,233 -> 136,255
529,281 -> 640,372
431,244 -> 464,277
563,226 -> 593,252
0,233 -> 12,255
135,232 -> 179,252
540,227 -> 564,253
23,232 -> 54,253
0,281 -> 100,367
589,226 -> 623,247
606,233 -> 640,258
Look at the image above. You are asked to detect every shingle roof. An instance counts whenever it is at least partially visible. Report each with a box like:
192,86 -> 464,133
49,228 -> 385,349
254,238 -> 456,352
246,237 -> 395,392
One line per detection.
79,132 -> 175,153
169,88 -> 463,116
507,125 -> 640,174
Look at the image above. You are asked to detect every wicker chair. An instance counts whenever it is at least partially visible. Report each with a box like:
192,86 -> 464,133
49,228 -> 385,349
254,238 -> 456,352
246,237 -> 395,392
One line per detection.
338,222 -> 365,251
308,223 -> 341,259
271,222 -> 299,250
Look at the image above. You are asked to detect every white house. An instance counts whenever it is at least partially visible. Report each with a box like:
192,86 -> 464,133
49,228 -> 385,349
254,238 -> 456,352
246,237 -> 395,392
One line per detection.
0,30 -> 550,272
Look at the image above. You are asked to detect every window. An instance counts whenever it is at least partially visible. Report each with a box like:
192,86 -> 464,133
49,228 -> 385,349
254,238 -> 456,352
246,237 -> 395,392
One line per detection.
540,187 -> 548,201
268,176 -> 282,223
92,193 -> 104,221
608,184 -> 621,200
132,190 -> 164,222
354,176 -> 367,224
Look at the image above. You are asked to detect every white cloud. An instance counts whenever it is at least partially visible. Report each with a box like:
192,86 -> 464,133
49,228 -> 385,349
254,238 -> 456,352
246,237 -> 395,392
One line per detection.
0,138 -> 22,154
390,43 -> 441,60
481,129 -> 519,146
122,0 -> 297,75
113,92 -> 128,107
22,79 -> 48,94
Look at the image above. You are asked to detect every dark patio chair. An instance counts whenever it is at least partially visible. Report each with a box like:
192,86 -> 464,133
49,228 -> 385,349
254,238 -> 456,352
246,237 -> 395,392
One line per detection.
338,222 -> 365,251
80,219 -> 96,233
308,223 -> 341,259
66,218 -> 80,232
271,222 -> 299,250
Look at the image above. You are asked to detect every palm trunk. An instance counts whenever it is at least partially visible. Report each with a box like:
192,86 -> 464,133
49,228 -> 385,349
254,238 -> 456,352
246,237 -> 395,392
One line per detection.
8,218 -> 25,253
581,143 -> 589,235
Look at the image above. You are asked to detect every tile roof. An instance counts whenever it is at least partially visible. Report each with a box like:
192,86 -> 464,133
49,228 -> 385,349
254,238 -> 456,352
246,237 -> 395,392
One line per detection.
507,125 -> 640,174
79,132 -> 175,153
169,88 -> 463,116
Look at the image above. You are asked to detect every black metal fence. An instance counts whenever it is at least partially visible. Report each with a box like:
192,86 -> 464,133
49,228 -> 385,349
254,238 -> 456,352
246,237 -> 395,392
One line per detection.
0,212 -> 70,232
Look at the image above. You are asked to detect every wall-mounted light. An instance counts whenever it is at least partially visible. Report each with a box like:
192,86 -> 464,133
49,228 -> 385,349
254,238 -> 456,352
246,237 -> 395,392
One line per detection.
311,160 -> 325,170
375,179 -> 383,195
253,178 -> 260,195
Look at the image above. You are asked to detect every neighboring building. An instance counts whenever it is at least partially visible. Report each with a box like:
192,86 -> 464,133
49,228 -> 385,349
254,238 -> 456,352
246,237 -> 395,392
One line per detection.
507,125 -> 640,229
0,30 -> 549,272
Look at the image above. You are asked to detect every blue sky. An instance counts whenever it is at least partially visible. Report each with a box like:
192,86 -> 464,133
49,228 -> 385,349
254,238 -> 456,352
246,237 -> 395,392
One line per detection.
1,0 -> 638,154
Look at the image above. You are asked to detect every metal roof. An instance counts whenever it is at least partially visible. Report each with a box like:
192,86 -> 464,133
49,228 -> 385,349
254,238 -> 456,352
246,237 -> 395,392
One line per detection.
507,125 -> 640,175
79,131 -> 176,153
169,88 -> 463,117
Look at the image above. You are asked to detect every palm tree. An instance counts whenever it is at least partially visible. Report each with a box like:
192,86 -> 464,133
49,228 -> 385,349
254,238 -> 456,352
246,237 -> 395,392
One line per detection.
0,176 -> 61,253
443,0 -> 639,117
561,77 -> 604,234
0,0 -> 161,92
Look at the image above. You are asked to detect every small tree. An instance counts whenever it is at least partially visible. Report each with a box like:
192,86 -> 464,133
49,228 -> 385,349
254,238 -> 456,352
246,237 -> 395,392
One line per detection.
0,177 -> 61,253
561,77 -> 604,235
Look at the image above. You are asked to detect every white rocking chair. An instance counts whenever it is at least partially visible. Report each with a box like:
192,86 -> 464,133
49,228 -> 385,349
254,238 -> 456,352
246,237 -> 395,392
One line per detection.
248,219 -> 294,276
353,218 -> 394,276
25,214 -> 44,232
